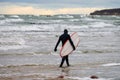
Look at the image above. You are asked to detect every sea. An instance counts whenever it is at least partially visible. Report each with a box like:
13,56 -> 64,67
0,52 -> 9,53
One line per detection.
0,14 -> 120,80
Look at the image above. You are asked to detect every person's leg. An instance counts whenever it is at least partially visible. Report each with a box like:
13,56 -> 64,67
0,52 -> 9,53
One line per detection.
66,55 -> 70,66
59,56 -> 65,67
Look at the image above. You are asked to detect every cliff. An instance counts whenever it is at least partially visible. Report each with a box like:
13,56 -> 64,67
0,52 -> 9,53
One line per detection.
90,8 -> 120,15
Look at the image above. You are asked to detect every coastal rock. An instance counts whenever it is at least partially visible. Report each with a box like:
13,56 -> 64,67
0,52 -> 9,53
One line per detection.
58,75 -> 64,78
90,8 -> 120,15
90,75 -> 99,79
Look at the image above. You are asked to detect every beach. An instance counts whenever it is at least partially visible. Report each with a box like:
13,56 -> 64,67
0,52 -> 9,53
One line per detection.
0,14 -> 120,80
0,53 -> 120,80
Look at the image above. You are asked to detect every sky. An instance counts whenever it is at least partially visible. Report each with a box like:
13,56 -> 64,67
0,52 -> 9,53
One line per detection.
0,0 -> 120,15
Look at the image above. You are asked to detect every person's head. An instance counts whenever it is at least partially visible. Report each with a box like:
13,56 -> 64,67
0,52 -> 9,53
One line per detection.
64,29 -> 68,34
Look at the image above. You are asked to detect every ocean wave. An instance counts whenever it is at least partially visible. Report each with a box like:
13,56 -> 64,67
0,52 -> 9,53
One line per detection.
0,63 -> 41,68
57,15 -> 74,18
0,71 -> 42,77
26,20 -> 63,25
0,18 -> 24,25
90,22 -> 114,28
101,63 -> 120,67
49,20 -> 64,23
80,49 -> 119,54
9,15 -> 20,18
0,20 -> 5,25
69,19 -> 80,22
7,18 -> 24,22
67,76 -> 112,80
0,37 -> 28,50
0,25 -> 41,31
0,45 -> 29,50
0,37 -> 25,45
50,52 -> 59,56
0,15 -> 5,18
83,17 -> 96,21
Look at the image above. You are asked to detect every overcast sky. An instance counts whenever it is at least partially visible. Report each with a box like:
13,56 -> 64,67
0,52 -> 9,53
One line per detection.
0,0 -> 120,15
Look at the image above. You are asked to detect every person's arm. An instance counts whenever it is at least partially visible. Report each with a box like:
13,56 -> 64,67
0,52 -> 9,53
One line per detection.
68,35 -> 75,50
54,36 -> 61,52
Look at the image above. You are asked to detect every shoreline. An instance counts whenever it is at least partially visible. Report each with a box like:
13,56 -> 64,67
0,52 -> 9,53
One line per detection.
0,64 -> 117,80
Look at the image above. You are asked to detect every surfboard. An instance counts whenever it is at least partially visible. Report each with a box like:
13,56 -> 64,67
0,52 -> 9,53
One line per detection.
60,32 -> 80,57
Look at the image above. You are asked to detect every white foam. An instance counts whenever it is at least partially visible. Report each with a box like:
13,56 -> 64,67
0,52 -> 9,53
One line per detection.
0,45 -> 29,50
80,25 -> 89,28
0,24 -> 57,31
50,52 -> 59,56
0,25 -> 40,31
0,37 -> 25,45
10,15 -> 20,18
69,19 -> 80,22
1,18 -> 24,24
0,20 -> 5,25
57,15 -> 74,18
80,14 -> 87,18
38,25 -> 55,31
37,20 -> 49,24
84,17 -> 95,21
17,25 -> 39,31
0,64 -> 4,67
7,18 -> 23,22
102,63 -> 120,67
0,72 -> 42,77
0,15 -> 5,18
90,22 -> 114,28
0,37 -> 28,50
67,76 -> 111,80
59,25 -> 89,31
47,20 -> 63,23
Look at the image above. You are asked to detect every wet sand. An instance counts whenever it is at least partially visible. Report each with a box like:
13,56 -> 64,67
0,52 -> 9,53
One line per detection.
0,65 -> 61,80
0,64 -> 77,80
0,53 -> 120,80
0,63 -> 118,80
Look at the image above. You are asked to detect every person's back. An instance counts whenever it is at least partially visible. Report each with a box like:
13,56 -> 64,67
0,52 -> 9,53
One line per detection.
54,29 -> 75,50
54,29 -> 75,67
60,32 -> 71,46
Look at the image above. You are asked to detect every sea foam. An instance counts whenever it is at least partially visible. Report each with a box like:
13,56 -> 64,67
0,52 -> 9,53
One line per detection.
102,63 -> 120,67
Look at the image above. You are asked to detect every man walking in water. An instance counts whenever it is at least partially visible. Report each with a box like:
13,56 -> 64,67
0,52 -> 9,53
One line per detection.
54,29 -> 75,67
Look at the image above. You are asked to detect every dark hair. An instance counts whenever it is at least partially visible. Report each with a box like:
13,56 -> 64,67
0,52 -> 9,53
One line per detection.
64,29 -> 68,34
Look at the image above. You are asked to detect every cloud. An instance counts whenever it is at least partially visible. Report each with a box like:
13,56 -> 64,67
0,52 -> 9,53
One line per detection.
1,0 -> 120,8
0,4 -> 103,15
0,5 -> 55,15
56,8 -> 103,14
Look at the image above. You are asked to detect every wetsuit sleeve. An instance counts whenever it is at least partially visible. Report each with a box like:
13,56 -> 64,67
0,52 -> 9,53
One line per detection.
68,35 -> 75,50
54,36 -> 61,51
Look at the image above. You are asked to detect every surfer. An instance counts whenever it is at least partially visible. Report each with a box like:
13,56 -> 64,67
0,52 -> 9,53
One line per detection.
54,29 -> 75,67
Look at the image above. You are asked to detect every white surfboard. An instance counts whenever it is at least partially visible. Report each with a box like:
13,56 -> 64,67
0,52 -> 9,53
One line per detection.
60,32 -> 80,57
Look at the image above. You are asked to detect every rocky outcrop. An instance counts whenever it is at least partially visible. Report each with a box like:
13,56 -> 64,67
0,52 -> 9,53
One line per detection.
90,8 -> 120,15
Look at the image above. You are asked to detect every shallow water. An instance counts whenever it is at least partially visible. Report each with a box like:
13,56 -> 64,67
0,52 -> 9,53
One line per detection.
0,14 -> 120,80
0,53 -> 120,80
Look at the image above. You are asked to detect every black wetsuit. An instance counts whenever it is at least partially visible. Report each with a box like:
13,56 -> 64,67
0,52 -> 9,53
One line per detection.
54,32 -> 75,67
